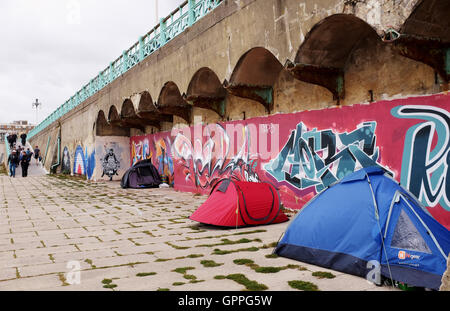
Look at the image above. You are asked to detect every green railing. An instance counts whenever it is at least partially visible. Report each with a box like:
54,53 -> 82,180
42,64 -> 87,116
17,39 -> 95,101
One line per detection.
28,0 -> 223,140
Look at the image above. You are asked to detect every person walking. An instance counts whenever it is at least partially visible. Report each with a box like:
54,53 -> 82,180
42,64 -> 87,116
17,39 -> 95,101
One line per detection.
7,133 -> 17,149
34,146 -> 41,165
26,148 -> 33,161
20,150 -> 31,177
20,133 -> 27,147
7,150 -> 19,178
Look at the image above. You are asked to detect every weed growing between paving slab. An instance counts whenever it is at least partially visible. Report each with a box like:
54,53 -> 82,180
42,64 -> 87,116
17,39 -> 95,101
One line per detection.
165,241 -> 190,249
58,273 -> 70,286
312,271 -> 336,279
172,266 -> 205,284
260,242 -> 278,249
288,280 -> 319,291
84,259 -> 96,269
200,260 -> 223,267
136,272 -> 157,277
212,246 -> 259,255
214,274 -> 268,291
197,238 -> 261,247
102,278 -> 118,289
233,258 -> 306,273
155,253 -> 204,262
173,267 -> 196,274
265,254 -> 278,258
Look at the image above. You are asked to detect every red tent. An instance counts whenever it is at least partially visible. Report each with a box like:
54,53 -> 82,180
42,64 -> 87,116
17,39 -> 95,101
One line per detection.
190,179 -> 289,227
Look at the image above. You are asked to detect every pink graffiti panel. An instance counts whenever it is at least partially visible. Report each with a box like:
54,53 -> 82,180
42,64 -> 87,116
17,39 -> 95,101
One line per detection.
130,93 -> 450,229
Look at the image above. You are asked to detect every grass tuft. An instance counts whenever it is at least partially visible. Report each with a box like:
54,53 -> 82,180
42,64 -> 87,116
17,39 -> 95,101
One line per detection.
225,274 -> 268,291
265,254 -> 278,259
312,271 -> 336,279
212,246 -> 259,255
200,260 -> 223,268
288,280 -> 319,291
136,272 -> 157,277
173,267 -> 195,274
172,282 -> 185,286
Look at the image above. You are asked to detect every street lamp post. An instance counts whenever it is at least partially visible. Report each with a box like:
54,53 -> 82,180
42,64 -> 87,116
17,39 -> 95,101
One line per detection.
32,98 -> 42,125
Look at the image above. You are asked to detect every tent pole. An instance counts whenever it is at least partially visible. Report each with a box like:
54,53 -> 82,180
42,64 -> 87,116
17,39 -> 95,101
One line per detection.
366,173 -> 395,288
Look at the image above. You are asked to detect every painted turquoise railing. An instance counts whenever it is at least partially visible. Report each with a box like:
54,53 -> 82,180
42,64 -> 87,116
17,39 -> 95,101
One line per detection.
28,0 -> 222,140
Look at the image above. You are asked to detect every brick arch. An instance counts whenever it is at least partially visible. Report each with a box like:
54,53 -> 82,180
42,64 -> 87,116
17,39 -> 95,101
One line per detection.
120,98 -> 160,131
288,14 -> 380,100
137,91 -> 172,123
186,67 -> 227,117
226,47 -> 283,113
401,0 -> 450,40
157,81 -> 192,123
96,110 -> 129,137
389,0 -> 450,83
108,105 -> 121,124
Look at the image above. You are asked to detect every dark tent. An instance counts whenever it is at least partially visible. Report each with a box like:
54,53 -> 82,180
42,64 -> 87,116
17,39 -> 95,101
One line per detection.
121,159 -> 162,189
275,167 -> 450,290
190,179 -> 289,227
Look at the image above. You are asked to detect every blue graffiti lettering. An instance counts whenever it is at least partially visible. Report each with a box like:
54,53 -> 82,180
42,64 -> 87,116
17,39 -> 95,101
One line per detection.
391,105 -> 450,210
264,122 -> 386,193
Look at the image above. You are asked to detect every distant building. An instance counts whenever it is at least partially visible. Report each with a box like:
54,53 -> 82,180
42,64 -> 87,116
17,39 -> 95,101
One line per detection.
0,121 -> 35,141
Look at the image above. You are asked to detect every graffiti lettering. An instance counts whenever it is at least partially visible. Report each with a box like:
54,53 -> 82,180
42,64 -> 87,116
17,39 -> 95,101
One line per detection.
392,105 -> 450,210
173,124 -> 260,189
264,122 -> 385,193
131,137 -> 174,185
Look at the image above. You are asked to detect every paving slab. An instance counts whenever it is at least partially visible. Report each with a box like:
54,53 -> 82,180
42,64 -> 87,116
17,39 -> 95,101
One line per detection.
0,175 -> 399,291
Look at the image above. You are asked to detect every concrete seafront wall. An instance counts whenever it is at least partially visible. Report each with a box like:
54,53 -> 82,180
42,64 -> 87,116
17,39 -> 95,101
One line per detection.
131,93 -> 450,230
30,0 -> 445,170
27,0 -> 449,229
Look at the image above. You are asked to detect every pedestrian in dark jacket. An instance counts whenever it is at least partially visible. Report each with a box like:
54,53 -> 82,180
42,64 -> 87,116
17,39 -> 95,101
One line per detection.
34,146 -> 41,165
7,150 -> 19,177
20,151 -> 31,177
20,133 -> 27,147
7,134 -> 17,149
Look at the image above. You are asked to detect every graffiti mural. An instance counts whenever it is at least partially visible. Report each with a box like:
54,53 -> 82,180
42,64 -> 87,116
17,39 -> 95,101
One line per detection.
130,93 -> 450,229
264,121 -> 386,193
73,145 -> 95,179
93,136 -> 130,181
154,138 -> 174,186
131,134 -> 175,185
172,123 -> 260,189
392,105 -> 449,211
73,146 -> 85,176
62,146 -> 71,174
102,148 -> 120,180
131,139 -> 151,165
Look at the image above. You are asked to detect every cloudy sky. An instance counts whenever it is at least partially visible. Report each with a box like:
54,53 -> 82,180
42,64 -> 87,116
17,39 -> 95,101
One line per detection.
0,0 -> 184,125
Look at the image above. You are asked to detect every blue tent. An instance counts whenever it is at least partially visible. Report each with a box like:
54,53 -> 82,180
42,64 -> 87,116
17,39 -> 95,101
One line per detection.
275,167 -> 450,290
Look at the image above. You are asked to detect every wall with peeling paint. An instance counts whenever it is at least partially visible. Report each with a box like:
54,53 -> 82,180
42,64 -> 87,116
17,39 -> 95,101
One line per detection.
30,0 -> 439,151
